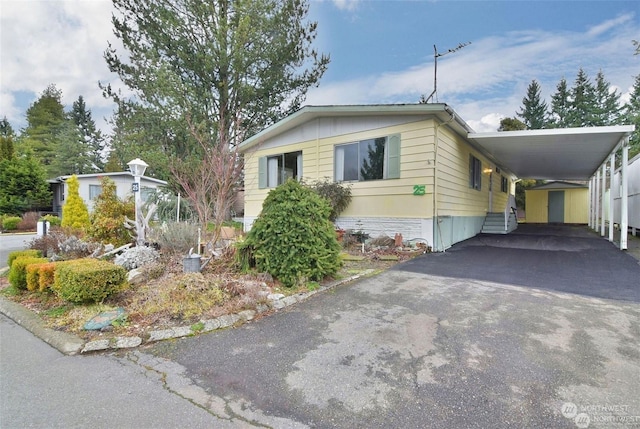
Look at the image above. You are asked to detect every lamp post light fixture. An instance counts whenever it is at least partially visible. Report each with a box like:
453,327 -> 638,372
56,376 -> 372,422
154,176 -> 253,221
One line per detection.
127,158 -> 148,245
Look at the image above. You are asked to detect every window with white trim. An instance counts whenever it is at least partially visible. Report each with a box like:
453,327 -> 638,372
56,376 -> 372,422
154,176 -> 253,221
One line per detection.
89,185 -> 102,200
334,134 -> 400,182
258,151 -> 302,189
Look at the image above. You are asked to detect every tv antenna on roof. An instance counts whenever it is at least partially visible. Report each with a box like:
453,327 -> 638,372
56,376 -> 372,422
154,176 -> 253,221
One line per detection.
423,41 -> 471,104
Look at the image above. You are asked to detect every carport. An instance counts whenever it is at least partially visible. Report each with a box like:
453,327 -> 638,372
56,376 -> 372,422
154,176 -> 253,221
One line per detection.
468,125 -> 635,250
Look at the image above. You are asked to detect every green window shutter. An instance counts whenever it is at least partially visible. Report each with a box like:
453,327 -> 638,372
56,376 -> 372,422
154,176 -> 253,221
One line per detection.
258,156 -> 267,189
469,154 -> 474,189
386,134 -> 401,179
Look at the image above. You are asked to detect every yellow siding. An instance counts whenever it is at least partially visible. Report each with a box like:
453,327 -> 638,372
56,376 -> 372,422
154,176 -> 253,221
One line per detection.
436,127 -> 510,216
524,188 -> 588,224
243,120 -> 437,219
564,188 -> 589,223
525,190 -> 548,223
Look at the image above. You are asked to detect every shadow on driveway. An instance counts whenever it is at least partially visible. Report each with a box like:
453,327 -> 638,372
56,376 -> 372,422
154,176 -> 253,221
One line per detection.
395,224 -> 640,303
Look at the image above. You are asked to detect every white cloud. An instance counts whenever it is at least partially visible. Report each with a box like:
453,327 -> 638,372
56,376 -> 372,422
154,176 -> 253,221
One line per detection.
332,0 -> 360,12
307,12 -> 639,129
0,0 -> 119,132
587,13 -> 634,37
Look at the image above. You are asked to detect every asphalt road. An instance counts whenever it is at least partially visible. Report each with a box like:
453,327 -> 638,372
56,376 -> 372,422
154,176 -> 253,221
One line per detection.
0,233 -> 37,268
137,225 -> 640,428
0,313 -> 242,429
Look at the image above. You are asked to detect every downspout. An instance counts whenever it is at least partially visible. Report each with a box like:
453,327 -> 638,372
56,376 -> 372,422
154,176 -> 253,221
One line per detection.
433,109 -> 457,252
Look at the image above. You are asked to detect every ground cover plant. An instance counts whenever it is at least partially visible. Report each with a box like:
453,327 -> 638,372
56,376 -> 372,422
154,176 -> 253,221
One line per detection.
1,201 -> 424,341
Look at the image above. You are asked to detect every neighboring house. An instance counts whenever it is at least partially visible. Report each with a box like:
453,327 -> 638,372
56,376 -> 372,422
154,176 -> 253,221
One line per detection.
611,152 -> 640,233
49,172 -> 168,216
525,181 -> 589,224
238,104 -> 519,252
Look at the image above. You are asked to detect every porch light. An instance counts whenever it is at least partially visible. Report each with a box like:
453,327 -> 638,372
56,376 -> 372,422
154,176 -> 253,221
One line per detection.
483,167 -> 493,174
127,158 -> 148,245
127,158 -> 148,177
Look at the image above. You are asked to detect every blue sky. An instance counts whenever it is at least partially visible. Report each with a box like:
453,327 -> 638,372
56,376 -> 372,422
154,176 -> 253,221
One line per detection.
1,0 -> 638,135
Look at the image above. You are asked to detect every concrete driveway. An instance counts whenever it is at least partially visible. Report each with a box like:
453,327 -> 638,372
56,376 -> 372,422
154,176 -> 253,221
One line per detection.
136,225 -> 640,428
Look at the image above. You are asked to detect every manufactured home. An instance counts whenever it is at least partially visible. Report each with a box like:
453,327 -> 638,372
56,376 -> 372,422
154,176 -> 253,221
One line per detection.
49,172 -> 167,216
239,104 -> 635,252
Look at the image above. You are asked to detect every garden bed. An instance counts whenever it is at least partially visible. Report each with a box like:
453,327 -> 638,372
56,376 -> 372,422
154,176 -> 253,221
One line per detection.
0,244 -> 423,342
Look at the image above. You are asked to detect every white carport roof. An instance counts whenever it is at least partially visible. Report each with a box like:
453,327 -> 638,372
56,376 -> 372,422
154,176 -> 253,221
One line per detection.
468,126 -> 635,181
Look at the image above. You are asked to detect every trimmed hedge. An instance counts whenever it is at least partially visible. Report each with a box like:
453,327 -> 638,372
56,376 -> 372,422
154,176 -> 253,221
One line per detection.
37,262 -> 57,292
52,260 -> 128,304
8,256 -> 48,290
26,262 -> 48,291
7,249 -> 42,268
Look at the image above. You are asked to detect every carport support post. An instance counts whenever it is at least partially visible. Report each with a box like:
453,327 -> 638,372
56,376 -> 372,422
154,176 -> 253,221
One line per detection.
587,177 -> 593,228
591,176 -> 597,229
608,152 -> 615,242
600,164 -> 606,236
620,140 -> 629,250
594,170 -> 600,232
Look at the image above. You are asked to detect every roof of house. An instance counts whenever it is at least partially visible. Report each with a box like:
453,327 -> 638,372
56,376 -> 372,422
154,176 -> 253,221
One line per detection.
48,172 -> 167,186
238,103 -> 473,152
529,181 -> 588,190
240,103 -> 635,182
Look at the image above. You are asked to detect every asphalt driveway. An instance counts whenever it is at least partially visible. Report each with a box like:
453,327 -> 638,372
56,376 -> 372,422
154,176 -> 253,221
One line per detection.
136,225 -> 640,428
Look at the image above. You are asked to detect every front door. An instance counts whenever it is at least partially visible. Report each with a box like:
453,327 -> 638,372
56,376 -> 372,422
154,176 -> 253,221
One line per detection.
548,191 -> 565,223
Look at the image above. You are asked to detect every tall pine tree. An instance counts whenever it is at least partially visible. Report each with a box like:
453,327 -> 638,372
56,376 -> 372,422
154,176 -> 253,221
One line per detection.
70,96 -> 105,172
592,70 -> 621,126
566,68 -> 598,127
517,80 -> 549,129
19,84 -> 66,174
550,78 -> 571,128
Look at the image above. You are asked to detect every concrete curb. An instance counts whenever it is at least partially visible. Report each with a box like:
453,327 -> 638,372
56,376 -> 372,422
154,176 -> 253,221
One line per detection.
0,269 -> 375,355
0,297 -> 85,355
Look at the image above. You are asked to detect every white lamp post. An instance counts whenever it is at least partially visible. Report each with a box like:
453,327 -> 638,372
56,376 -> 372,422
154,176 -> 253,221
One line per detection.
127,158 -> 148,245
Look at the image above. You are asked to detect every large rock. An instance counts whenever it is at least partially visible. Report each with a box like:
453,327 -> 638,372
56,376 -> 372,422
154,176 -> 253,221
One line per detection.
128,268 -> 146,285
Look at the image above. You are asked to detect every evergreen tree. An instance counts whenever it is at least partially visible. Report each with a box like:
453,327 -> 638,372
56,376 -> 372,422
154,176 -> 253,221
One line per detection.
70,96 -> 105,172
592,70 -> 621,126
0,117 -> 15,137
0,117 -> 15,160
0,155 -> 52,215
550,78 -> 571,128
61,175 -> 90,230
566,68 -> 597,127
52,120 -> 94,175
103,0 -> 329,228
20,84 -> 66,174
517,80 -> 549,129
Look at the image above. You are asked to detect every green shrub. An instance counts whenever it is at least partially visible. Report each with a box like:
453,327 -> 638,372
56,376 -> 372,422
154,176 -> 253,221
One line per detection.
8,249 -> 42,268
26,262 -> 46,291
237,180 -> 341,287
38,262 -> 57,292
52,259 -> 128,304
149,222 -> 198,255
2,216 -> 21,231
8,256 -> 48,290
40,214 -> 62,227
61,175 -> 90,230
304,178 -> 352,221
87,177 -> 134,246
